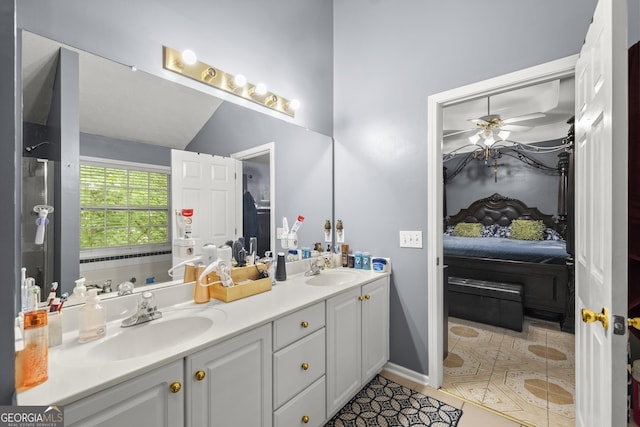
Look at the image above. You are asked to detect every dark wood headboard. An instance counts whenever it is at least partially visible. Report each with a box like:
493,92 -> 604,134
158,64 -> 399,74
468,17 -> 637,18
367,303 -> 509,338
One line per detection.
446,193 -> 558,230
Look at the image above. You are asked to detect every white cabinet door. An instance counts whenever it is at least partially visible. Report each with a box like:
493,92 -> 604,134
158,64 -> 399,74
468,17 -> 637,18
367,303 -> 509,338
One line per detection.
326,278 -> 390,419
65,360 -> 184,427
361,277 -> 389,383
326,287 -> 362,417
185,324 -> 272,427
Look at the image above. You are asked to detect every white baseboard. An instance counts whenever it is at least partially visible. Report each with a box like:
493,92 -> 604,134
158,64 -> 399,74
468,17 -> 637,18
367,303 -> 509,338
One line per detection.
383,362 -> 429,386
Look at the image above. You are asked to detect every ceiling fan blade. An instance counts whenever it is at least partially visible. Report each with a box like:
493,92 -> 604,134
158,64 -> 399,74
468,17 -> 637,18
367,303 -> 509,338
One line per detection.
443,128 -> 476,138
501,124 -> 532,132
502,112 -> 546,124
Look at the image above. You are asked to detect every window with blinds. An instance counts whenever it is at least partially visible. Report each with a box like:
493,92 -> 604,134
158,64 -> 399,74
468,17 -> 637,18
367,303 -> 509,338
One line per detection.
80,162 -> 170,251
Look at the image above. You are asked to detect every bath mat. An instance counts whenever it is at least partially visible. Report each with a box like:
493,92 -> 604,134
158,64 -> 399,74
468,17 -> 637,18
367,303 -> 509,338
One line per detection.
325,374 -> 463,427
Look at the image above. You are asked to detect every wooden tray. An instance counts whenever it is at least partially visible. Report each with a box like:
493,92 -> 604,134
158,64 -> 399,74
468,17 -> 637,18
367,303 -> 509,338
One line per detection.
207,263 -> 272,302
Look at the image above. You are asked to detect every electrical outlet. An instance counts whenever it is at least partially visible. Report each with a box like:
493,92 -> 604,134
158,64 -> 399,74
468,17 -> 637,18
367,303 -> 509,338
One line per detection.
399,230 -> 423,248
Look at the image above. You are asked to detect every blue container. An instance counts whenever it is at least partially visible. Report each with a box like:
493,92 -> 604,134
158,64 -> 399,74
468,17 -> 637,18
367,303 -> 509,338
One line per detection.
362,252 -> 371,270
354,251 -> 363,269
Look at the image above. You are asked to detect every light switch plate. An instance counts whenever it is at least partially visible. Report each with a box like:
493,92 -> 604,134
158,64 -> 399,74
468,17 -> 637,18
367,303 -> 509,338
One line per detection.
399,230 -> 423,248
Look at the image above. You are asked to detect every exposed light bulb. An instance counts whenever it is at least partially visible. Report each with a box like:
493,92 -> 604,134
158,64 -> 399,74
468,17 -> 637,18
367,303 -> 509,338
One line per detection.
254,83 -> 268,96
484,135 -> 495,146
289,99 -> 301,111
468,133 -> 481,145
233,74 -> 247,88
498,130 -> 511,141
181,50 -> 197,65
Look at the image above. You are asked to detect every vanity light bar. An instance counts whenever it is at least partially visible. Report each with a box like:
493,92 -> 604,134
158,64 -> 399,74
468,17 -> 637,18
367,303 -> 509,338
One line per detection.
162,46 -> 297,117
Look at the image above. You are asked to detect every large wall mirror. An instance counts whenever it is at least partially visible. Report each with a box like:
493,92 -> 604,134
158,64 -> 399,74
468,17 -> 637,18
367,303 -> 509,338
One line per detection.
21,30 -> 333,307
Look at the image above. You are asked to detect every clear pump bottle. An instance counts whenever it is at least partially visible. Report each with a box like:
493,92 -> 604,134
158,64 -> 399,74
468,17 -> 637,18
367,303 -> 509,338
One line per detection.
78,289 -> 106,343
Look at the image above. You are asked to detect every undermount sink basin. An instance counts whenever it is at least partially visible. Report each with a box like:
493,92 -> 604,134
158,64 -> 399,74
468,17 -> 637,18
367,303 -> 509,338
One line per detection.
86,316 -> 214,361
305,269 -> 359,286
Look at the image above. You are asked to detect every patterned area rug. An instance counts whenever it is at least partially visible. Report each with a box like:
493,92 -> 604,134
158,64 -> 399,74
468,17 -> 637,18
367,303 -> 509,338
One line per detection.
325,375 -> 463,427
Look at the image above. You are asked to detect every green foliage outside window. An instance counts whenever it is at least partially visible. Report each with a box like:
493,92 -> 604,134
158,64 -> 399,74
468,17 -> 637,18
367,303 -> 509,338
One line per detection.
80,164 -> 169,249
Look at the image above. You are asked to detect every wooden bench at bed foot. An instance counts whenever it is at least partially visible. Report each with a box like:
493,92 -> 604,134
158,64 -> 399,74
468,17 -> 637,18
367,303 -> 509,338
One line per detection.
447,277 -> 524,332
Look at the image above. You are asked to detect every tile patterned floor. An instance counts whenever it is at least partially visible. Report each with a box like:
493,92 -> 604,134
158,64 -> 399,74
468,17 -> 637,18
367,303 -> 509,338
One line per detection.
381,369 -> 527,427
441,317 -> 575,427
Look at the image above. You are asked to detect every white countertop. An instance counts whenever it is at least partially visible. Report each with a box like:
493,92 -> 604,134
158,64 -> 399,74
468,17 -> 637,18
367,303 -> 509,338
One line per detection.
17,265 -> 389,406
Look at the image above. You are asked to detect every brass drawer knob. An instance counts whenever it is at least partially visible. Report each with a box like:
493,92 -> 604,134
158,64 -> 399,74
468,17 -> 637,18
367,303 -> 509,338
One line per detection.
358,295 -> 364,301
301,362 -> 309,371
195,370 -> 206,381
169,381 -> 182,393
302,415 -> 310,423
301,320 -> 309,328
365,294 -> 371,300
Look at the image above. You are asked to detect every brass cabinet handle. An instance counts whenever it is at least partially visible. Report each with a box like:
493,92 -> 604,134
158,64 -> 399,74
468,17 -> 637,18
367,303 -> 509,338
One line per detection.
581,307 -> 609,331
301,320 -> 309,328
365,294 -> 371,300
358,295 -> 364,301
301,362 -> 309,371
169,381 -> 182,393
195,370 -> 206,381
302,415 -> 310,423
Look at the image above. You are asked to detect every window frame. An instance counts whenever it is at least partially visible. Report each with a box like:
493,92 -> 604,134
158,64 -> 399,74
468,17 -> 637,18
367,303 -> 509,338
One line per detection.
79,156 -> 171,261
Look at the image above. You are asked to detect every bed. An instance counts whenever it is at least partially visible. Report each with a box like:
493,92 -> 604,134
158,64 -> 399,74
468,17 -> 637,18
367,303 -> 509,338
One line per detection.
444,193 -> 574,332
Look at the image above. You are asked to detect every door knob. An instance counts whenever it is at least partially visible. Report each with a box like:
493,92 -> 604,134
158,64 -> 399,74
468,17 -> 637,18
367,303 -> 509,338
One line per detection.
194,370 -> 206,381
581,307 -> 609,331
629,318 -> 640,330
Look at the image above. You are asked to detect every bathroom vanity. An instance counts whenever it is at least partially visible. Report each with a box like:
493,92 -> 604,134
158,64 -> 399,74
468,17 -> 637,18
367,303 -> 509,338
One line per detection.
16,264 -> 390,427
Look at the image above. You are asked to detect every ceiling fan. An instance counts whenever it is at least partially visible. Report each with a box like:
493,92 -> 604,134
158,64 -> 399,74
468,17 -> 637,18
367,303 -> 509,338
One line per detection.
444,97 -> 546,145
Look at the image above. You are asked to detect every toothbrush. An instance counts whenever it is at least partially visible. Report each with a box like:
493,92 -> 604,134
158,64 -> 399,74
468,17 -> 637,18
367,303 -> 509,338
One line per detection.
47,282 -> 58,306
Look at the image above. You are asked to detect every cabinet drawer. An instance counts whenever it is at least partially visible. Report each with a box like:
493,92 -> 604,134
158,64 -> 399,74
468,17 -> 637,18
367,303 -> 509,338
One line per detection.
273,301 -> 325,350
274,376 -> 326,427
273,328 -> 326,409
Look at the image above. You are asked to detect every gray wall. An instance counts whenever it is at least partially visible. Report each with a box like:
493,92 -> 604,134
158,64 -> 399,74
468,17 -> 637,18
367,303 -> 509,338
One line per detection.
188,101 -> 333,251
51,48 -> 81,297
80,133 -> 172,167
17,0 -> 333,136
444,141 -> 566,217
333,0 -> 598,375
1,0 -> 17,405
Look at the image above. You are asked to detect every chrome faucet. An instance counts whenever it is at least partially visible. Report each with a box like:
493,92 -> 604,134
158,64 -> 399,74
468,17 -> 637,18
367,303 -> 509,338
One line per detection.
117,280 -> 135,296
304,257 -> 325,276
121,291 -> 162,327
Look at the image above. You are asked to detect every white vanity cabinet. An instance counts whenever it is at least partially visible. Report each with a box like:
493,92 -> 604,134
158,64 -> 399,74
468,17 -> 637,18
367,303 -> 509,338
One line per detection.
272,301 -> 326,427
185,323 -> 272,427
64,359 -> 184,427
326,276 -> 389,418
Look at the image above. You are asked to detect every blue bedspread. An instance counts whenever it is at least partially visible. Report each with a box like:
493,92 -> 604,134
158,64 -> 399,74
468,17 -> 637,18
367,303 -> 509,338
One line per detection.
443,236 -> 569,265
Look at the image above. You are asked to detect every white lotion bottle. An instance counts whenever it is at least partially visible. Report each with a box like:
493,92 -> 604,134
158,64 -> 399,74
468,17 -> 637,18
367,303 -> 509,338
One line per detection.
78,289 -> 106,343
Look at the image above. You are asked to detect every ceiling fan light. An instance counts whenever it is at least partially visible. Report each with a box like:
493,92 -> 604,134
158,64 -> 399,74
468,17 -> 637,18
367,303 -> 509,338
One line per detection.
498,130 -> 511,141
468,134 -> 481,145
484,135 -> 495,146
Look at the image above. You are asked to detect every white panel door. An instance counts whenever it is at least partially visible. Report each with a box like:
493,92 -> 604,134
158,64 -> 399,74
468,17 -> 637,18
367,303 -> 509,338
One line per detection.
574,0 -> 628,425
171,149 -> 242,265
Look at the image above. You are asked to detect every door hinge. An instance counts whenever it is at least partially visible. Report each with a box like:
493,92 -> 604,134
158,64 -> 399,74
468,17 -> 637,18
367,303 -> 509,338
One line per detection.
436,257 -> 440,266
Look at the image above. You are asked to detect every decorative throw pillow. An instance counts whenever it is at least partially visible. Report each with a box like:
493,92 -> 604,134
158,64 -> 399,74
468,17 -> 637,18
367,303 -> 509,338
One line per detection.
444,225 -> 455,236
544,228 -> 564,241
510,219 -> 544,241
495,225 -> 511,239
480,224 -> 497,237
452,222 -> 482,238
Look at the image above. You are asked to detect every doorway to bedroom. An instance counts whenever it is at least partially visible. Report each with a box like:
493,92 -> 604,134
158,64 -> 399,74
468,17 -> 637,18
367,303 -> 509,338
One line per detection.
430,57 -> 578,426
